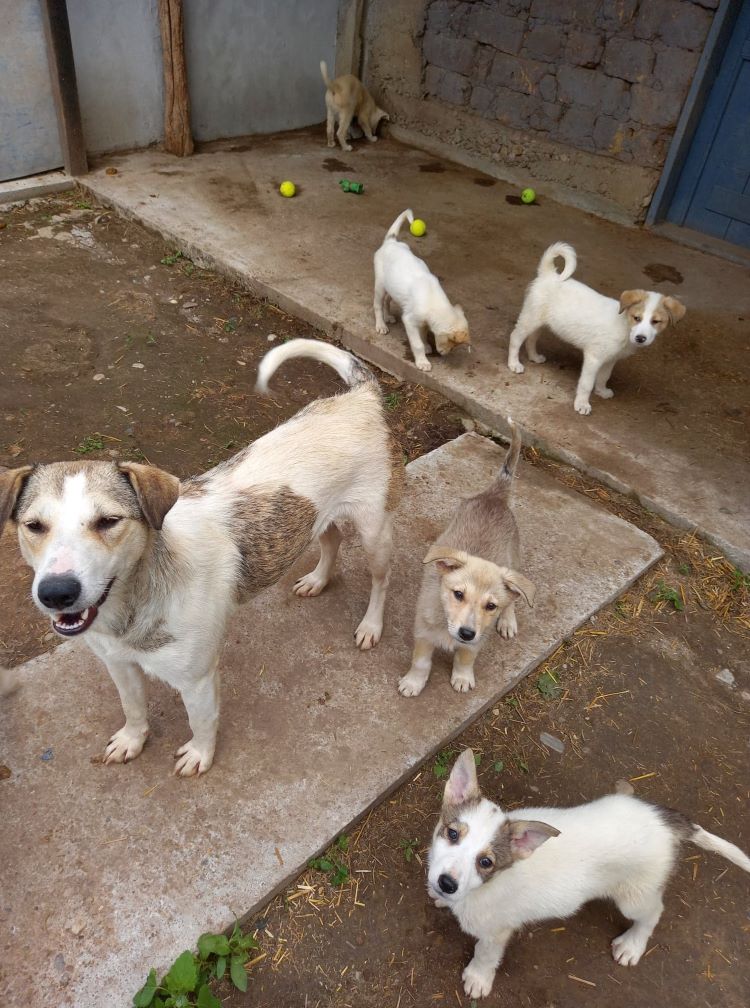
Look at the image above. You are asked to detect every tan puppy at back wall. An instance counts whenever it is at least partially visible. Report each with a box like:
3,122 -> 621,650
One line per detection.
399,420 -> 534,698
320,60 -> 389,152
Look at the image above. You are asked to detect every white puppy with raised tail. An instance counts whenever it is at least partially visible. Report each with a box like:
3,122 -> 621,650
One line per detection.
373,209 -> 469,372
429,749 -> 750,999
507,242 -> 686,415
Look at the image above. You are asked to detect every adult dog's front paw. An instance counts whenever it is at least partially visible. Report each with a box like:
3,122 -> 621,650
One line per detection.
462,959 -> 495,998
375,322 -> 389,335
398,671 -> 427,697
174,740 -> 213,777
508,361 -> 525,374
294,572 -> 327,597
574,398 -> 592,415
355,617 -> 382,651
104,725 -> 147,764
451,670 -> 475,693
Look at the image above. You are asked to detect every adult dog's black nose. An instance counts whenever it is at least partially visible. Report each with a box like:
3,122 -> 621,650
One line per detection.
458,626 -> 476,642
634,334 -> 647,344
38,574 -> 82,609
438,873 -> 458,895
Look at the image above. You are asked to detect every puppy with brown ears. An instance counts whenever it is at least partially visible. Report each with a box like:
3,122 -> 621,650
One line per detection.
320,61 -> 388,152
399,422 -> 534,698
508,243 -> 686,415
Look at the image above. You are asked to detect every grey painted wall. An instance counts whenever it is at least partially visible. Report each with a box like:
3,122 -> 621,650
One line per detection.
0,0 -> 62,181
183,0 -> 338,140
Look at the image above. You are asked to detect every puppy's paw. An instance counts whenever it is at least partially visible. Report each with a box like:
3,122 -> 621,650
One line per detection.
496,609 -> 518,640
174,740 -> 213,777
341,143 -> 353,152
612,928 -> 648,967
293,572 -> 327,597
375,322 -> 389,335
414,358 -> 432,372
327,140 -> 336,148
595,386 -> 614,399
368,136 -> 378,143
384,313 -> 396,324
355,617 -> 382,651
398,671 -> 428,697
451,670 -> 475,693
508,361 -> 525,374
104,725 -> 147,764
528,352 -> 546,364
574,398 -> 592,415
462,959 -> 495,998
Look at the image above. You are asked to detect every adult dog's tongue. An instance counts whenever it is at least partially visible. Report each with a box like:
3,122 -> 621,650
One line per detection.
52,606 -> 99,637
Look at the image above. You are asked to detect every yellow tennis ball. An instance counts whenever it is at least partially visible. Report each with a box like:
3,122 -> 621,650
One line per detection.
521,188 -> 536,204
410,218 -> 426,237
279,181 -> 296,198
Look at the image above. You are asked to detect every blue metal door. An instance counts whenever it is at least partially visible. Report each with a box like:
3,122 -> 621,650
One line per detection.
667,0 -> 750,248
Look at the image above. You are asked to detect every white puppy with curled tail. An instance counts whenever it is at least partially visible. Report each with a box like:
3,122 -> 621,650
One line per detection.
373,209 -> 469,372
507,242 -> 686,415
429,749 -> 750,999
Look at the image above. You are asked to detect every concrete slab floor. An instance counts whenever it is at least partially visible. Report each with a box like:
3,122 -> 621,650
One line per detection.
0,434 -> 660,1007
81,130 -> 750,571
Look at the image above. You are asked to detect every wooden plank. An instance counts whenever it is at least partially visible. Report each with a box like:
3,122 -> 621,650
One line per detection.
158,0 -> 193,157
39,0 -> 87,176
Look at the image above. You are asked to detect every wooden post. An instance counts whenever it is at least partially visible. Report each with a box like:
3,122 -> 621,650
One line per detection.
39,0 -> 87,176
158,0 -> 193,157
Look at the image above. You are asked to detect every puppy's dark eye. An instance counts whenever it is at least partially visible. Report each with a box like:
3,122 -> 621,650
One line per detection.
485,601 -> 497,611
453,590 -> 464,601
24,520 -> 46,534
447,827 -> 459,842
95,516 -> 122,532
478,856 -> 493,870
633,315 -> 642,322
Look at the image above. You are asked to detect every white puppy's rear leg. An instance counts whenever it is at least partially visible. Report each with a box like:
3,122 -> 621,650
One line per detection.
612,891 -> 664,966
594,358 -> 616,399
525,330 -> 546,364
463,931 -> 513,999
294,523 -> 342,597
384,296 -> 397,325
574,353 -> 603,415
403,314 -> 432,371
354,511 -> 393,650
373,270 -> 389,335
174,659 -> 220,776
507,310 -> 538,374
103,660 -> 149,764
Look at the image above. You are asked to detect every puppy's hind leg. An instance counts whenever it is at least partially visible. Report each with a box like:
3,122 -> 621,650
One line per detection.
294,523 -> 342,597
525,329 -> 546,364
103,659 -> 150,764
611,888 -> 665,967
507,309 -> 539,374
353,510 -> 393,650
326,103 -> 336,148
336,110 -> 354,152
374,277 -> 390,335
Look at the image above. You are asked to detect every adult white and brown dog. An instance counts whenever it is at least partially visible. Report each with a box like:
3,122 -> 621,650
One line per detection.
429,750 -> 750,998
507,242 -> 686,415
0,340 -> 403,776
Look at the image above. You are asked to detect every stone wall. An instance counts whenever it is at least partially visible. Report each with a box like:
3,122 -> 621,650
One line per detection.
361,0 -> 719,222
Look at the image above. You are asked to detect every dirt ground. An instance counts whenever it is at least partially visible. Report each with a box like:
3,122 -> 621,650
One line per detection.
1,195 -> 748,1007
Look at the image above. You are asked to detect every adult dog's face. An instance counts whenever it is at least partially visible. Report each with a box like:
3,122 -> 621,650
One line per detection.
0,461 -> 179,637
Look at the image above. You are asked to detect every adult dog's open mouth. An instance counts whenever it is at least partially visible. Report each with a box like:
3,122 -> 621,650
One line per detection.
52,579 -> 115,637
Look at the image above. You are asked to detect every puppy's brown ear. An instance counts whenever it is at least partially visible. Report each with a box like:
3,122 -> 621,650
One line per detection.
444,749 -> 480,807
501,568 -> 535,607
506,819 -> 560,860
662,296 -> 686,325
618,289 -> 647,314
118,462 -> 180,530
0,465 -> 33,534
424,545 -> 467,573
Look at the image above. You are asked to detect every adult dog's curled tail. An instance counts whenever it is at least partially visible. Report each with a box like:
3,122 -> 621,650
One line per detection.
538,242 -> 577,282
256,339 -> 376,394
385,209 -> 414,241
320,61 -> 333,89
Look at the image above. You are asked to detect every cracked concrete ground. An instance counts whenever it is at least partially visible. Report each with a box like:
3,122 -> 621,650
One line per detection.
81,128 -> 750,571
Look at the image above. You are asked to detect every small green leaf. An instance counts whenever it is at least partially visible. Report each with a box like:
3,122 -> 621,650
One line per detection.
330,864 -> 349,886
214,955 -> 226,980
164,951 -> 198,995
133,968 -> 158,1007
474,753 -> 482,766
336,834 -> 349,852
229,955 -> 248,992
237,934 -> 258,952
493,760 -> 505,773
197,933 -> 230,959
196,984 -> 221,1008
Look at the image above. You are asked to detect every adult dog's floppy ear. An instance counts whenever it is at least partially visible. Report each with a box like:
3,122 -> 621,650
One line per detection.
662,295 -> 686,325
424,545 -> 468,573
501,568 -> 535,606
0,465 -> 33,534
118,462 -> 180,530
618,289 -> 648,314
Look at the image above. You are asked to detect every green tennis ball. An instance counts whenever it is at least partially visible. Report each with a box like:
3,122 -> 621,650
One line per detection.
279,180 -> 296,198
521,188 -> 536,204
410,218 -> 427,237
